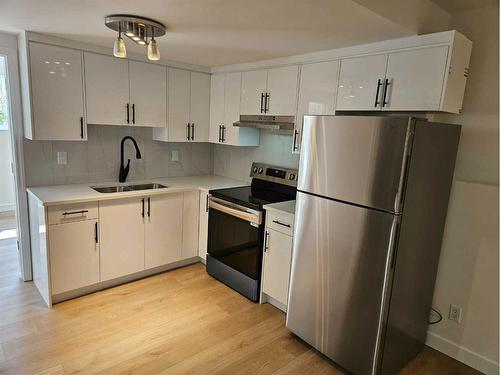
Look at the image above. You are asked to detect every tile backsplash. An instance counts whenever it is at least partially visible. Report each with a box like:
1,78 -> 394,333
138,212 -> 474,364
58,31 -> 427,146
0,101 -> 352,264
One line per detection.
23,125 -> 213,186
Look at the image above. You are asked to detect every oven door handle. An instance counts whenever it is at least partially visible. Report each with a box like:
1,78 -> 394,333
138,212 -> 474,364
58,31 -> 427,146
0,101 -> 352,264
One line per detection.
209,198 -> 262,225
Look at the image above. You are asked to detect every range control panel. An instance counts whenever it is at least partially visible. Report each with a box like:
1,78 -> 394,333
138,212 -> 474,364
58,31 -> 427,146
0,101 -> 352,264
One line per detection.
250,162 -> 298,187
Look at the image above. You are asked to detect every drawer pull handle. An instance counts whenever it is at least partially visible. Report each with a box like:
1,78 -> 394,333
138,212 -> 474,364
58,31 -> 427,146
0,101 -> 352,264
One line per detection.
272,220 -> 291,228
62,210 -> 89,216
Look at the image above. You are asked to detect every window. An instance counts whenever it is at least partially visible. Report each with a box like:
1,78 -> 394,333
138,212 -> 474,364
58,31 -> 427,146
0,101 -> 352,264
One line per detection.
0,56 -> 10,131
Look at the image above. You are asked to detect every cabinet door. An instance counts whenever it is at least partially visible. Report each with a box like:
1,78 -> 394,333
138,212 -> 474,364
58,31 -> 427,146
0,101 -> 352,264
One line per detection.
294,60 -> 339,153
209,74 -> 225,143
240,69 -> 267,115
49,219 -> 99,294
84,53 -> 130,126
223,72 -> 243,146
266,65 -> 299,115
198,190 -> 209,260
129,61 -> 167,127
336,54 -> 388,111
190,72 -> 210,142
262,228 -> 293,306
29,43 -> 86,140
99,198 -> 145,281
182,191 -> 200,259
145,194 -> 183,268
383,46 -> 448,111
167,68 -> 191,142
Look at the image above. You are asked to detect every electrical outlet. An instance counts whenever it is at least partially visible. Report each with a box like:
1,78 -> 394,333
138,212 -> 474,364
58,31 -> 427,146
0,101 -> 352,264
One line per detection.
56,151 -> 67,165
448,304 -> 462,323
171,150 -> 179,162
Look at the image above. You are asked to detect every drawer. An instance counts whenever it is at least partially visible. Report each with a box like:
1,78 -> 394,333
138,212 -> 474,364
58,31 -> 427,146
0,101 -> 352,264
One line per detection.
47,201 -> 98,225
266,210 -> 294,236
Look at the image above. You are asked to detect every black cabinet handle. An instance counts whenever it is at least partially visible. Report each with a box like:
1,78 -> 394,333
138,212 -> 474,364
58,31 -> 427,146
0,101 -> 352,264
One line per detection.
292,129 -> 299,152
126,103 -> 130,124
219,125 -> 223,142
205,194 -> 209,212
265,93 -> 270,113
191,123 -> 195,141
132,104 -> 135,124
264,231 -> 270,252
94,222 -> 98,244
272,219 -> 291,228
147,197 -> 151,217
375,79 -> 383,107
260,93 -> 264,113
80,117 -> 84,139
382,78 -> 391,107
187,123 -> 190,140
141,198 -> 145,218
62,210 -> 88,216
221,125 -> 226,142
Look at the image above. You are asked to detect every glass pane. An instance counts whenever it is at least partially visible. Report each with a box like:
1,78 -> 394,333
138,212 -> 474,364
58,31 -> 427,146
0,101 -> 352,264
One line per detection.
0,56 -> 9,131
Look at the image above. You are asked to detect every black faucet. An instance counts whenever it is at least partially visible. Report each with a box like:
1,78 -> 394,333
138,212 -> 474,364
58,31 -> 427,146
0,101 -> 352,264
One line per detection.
119,136 -> 142,183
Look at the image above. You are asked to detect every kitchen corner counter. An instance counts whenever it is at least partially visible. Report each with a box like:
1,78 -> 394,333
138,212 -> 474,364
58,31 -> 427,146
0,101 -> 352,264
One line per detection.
27,175 -> 248,206
263,200 -> 296,216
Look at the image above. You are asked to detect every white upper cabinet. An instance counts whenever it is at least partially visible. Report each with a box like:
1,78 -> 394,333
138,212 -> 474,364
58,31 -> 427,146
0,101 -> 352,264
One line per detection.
336,54 -> 388,111
129,61 -> 167,127
383,46 -> 448,111
294,60 -> 340,153
189,72 -> 211,142
85,53 -> 130,126
25,42 -> 86,141
154,68 -> 210,143
240,69 -> 268,115
266,65 -> 299,115
209,72 -> 259,146
240,66 -> 299,116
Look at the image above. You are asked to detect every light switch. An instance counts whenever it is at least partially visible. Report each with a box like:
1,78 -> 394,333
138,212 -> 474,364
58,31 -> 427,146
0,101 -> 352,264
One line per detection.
56,151 -> 67,165
171,150 -> 179,162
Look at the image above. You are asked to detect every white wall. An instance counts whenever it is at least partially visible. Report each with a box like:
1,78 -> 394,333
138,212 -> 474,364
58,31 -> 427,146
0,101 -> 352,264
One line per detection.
428,3 -> 499,374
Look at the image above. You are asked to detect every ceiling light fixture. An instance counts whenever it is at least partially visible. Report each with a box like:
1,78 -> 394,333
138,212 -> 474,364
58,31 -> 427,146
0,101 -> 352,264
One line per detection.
105,15 -> 166,61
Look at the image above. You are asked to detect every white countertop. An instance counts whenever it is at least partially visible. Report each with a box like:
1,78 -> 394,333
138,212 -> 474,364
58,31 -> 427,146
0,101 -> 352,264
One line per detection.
28,175 -> 248,206
263,200 -> 296,216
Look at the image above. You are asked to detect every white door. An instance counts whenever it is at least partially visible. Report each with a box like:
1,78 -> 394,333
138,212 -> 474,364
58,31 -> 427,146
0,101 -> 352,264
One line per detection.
49,220 -> 99,294
28,43 -> 86,140
129,61 -> 167,127
240,69 -> 267,115
182,191 -> 200,259
145,194 -> 183,268
167,68 -> 191,142
383,46 -> 449,111
223,72 -> 243,145
99,198 -> 145,281
294,60 -> 339,153
262,228 -> 293,306
190,72 -> 210,142
84,52 -> 130,126
198,190 -> 209,260
336,54 -> 388,111
266,65 -> 299,115
209,74 -> 225,144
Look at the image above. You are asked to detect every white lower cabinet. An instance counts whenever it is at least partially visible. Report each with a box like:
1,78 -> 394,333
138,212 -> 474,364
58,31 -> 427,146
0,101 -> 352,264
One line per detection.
49,219 -> 99,295
99,197 -> 145,281
145,194 -> 183,268
182,191 -> 200,259
198,190 -> 209,260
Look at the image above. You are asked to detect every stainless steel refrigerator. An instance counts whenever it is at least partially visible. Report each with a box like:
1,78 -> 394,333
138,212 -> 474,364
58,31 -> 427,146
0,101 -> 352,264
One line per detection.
286,116 -> 461,375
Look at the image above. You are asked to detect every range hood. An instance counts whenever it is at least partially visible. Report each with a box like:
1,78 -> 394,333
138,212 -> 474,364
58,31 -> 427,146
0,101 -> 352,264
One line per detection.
233,115 -> 295,131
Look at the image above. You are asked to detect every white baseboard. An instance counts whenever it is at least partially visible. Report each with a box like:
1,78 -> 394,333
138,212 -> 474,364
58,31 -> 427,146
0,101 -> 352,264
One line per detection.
0,204 -> 15,212
426,331 -> 499,375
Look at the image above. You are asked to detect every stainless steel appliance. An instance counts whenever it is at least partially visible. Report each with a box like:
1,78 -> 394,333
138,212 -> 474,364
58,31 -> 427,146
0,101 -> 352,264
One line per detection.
207,163 -> 297,301
286,116 -> 461,375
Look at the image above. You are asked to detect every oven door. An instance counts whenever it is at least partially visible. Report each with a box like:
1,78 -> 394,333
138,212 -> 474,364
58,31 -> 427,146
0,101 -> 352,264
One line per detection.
207,197 -> 263,281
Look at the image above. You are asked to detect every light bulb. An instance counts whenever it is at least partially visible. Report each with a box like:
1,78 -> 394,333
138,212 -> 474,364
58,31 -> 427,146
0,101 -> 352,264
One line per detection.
147,39 -> 160,61
113,35 -> 127,58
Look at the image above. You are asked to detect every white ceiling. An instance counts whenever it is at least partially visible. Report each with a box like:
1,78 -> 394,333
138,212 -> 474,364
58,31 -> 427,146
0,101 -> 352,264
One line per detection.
430,0 -> 497,13
0,0 -> 422,67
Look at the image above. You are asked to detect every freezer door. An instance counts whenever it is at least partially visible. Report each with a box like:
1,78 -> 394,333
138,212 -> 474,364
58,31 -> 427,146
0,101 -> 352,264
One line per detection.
286,191 -> 398,375
298,115 -> 413,213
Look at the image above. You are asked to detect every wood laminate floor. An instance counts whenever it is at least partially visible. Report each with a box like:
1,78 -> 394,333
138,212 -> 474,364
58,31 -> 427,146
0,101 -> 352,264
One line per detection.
0,247 -> 482,374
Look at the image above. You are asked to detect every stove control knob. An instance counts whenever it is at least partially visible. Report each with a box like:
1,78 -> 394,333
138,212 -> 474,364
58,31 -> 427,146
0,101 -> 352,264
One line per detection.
289,173 -> 296,180
253,166 -> 258,173
258,167 -> 264,174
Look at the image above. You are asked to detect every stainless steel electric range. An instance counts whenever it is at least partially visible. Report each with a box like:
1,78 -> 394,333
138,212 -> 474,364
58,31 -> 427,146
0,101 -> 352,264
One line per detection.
206,162 -> 298,301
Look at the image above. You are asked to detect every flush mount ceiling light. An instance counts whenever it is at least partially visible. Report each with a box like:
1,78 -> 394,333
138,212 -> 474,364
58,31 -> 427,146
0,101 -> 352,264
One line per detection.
105,15 -> 166,61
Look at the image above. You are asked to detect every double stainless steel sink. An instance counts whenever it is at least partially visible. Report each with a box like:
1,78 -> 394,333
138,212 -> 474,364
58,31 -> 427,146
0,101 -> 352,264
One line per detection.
91,183 -> 168,193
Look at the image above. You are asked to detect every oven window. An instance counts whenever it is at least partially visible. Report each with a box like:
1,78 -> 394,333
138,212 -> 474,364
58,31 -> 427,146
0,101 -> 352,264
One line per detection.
208,208 -> 263,280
